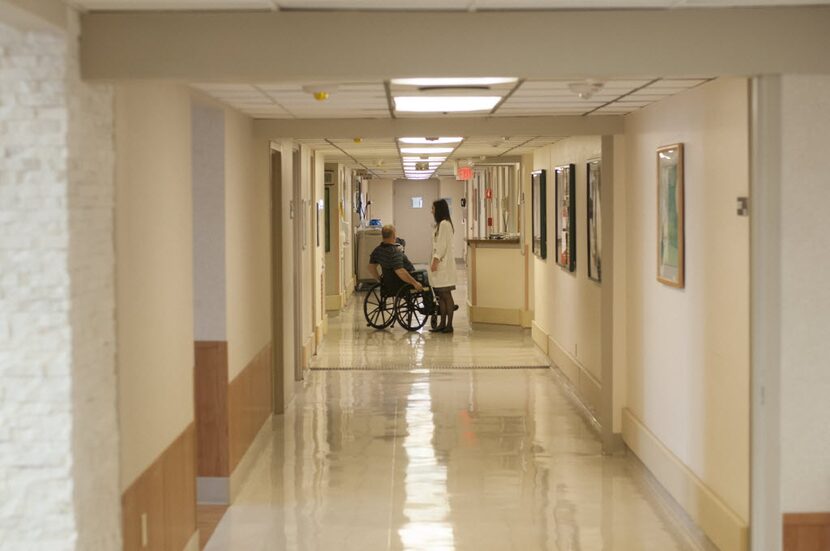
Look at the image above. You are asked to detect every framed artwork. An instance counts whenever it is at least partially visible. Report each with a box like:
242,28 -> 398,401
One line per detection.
531,169 -> 547,259
555,164 -> 576,272
657,143 -> 685,288
586,159 -> 602,282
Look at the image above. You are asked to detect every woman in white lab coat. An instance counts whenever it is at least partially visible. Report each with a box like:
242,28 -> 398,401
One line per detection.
430,199 -> 457,333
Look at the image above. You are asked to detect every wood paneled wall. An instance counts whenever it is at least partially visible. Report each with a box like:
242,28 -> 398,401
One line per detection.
194,342 -> 230,477
122,424 -> 196,551
784,513 -> 830,551
228,342 -> 273,470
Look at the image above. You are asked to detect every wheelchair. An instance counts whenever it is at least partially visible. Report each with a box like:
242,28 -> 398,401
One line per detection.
363,270 -> 439,332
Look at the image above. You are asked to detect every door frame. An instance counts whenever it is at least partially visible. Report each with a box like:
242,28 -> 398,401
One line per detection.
292,147 -> 304,382
270,144 -> 286,413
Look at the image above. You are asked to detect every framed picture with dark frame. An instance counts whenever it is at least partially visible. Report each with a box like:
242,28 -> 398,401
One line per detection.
586,159 -> 602,282
531,169 -> 547,259
324,185 -> 332,253
555,164 -> 576,272
657,143 -> 685,288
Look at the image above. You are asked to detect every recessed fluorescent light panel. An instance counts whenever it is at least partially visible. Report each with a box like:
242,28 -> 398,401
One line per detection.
399,137 -> 463,144
392,78 -> 518,87
402,157 -> 446,162
394,97 -> 501,113
400,147 -> 455,154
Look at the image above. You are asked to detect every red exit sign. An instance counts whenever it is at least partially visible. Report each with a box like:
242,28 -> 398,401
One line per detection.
456,166 -> 473,181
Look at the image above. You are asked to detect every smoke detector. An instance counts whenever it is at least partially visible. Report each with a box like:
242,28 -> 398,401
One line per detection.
568,80 -> 605,100
302,84 -> 339,101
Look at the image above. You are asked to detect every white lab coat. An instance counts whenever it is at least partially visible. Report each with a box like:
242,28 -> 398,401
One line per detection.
431,219 -> 457,289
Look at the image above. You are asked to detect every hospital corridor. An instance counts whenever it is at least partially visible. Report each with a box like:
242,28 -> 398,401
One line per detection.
1,2 -> 829,551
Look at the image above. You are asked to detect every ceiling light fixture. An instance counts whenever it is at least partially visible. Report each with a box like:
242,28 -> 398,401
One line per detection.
399,137 -> 463,144
392,77 -> 518,87
402,156 -> 446,162
394,96 -> 501,113
400,147 -> 455,154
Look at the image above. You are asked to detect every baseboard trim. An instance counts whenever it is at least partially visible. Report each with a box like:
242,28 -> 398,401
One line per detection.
520,309 -> 533,328
183,530 -> 199,551
622,408 -> 748,551
196,476 -> 229,505
229,416 -> 273,502
468,304 -> 522,326
547,335 -> 602,414
325,293 -> 344,311
531,321 -> 549,355
302,337 -> 313,371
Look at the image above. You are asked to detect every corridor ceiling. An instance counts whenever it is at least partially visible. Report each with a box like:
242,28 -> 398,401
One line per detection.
192,78 -> 710,119
74,2 -> 828,179
72,0 -> 830,10
194,77 -> 707,179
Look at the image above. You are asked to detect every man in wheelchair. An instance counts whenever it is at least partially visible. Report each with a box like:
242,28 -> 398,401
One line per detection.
367,225 -> 425,293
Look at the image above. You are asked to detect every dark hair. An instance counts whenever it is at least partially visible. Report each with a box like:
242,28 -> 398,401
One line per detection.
432,199 -> 454,235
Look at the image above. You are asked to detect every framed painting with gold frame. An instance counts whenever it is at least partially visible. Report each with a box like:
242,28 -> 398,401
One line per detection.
656,144 -> 684,288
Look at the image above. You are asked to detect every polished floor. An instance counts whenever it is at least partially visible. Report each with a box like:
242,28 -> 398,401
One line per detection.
205,272 -> 710,551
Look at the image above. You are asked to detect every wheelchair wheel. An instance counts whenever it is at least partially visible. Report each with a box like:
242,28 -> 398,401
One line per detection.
364,283 -> 395,329
394,285 -> 429,331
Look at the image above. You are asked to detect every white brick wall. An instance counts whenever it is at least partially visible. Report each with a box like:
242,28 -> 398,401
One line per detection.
65,11 -> 120,551
0,10 -> 120,551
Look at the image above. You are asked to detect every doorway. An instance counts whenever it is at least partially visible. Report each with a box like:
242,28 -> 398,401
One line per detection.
292,148 -> 303,381
270,147 -> 286,413
392,178 -> 439,264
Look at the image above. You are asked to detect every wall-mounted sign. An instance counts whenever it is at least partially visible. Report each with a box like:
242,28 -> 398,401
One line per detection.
411,196 -> 424,209
457,166 -> 473,181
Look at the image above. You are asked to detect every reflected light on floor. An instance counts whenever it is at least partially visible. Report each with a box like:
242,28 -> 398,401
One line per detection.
399,380 -> 456,550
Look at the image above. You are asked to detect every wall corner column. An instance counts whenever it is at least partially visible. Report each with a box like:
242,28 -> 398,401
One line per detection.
600,134 -> 624,454
750,75 -> 783,551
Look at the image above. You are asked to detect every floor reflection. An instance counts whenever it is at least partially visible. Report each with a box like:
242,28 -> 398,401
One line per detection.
205,370 -> 710,550
397,379 -> 455,550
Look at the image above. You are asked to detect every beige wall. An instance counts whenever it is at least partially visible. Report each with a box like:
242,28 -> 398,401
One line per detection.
533,136 -> 603,383
624,77 -> 750,522
779,74 -> 830,513
367,178 -> 394,227
299,145 -> 314,343
225,107 -> 271,380
0,0 -> 66,30
191,100 -> 226,342
115,82 -> 194,490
